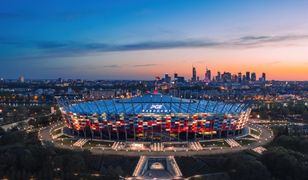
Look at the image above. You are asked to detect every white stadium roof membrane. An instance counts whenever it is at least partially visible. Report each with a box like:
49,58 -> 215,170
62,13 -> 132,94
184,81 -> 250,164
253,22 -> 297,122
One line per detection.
62,93 -> 248,115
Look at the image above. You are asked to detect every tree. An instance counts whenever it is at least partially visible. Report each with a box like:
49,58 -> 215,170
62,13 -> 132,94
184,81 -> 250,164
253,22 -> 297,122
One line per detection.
260,147 -> 308,180
221,154 -> 271,180
303,111 -> 308,121
114,166 -> 124,176
299,139 -> 308,154
65,154 -> 86,173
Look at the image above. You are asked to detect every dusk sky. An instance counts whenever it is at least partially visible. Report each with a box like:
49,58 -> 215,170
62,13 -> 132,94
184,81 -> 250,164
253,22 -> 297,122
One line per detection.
1,0 -> 308,80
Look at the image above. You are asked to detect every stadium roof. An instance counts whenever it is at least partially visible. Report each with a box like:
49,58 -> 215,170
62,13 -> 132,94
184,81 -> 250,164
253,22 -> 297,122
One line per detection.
61,93 -> 249,115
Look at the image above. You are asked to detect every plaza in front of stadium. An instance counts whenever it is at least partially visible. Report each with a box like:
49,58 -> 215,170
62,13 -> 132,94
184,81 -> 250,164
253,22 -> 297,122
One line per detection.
39,93 -> 274,179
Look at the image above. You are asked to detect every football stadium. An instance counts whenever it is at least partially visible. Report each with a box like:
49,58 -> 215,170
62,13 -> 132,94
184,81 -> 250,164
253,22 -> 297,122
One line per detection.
58,93 -> 251,142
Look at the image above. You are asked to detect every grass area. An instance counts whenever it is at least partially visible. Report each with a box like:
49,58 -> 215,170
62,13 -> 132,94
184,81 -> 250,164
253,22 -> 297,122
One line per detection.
244,134 -> 258,139
99,155 -> 139,176
176,156 -> 215,177
237,139 -> 256,146
82,140 -> 113,148
57,134 -> 71,139
51,128 -> 62,136
164,143 -> 188,148
200,140 -> 230,147
250,128 -> 261,136
56,138 -> 77,146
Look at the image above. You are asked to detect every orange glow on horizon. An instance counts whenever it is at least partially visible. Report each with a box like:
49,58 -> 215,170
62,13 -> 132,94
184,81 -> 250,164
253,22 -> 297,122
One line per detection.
100,47 -> 308,81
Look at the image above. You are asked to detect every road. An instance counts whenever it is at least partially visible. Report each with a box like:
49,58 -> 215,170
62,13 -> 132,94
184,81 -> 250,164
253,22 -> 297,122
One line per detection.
1,117 -> 35,131
39,121 -> 274,157
1,112 -> 55,131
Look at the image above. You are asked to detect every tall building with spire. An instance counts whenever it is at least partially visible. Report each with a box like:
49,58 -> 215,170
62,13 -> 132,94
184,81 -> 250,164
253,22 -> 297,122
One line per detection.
192,67 -> 197,82
261,72 -> 266,82
216,71 -> 221,82
205,67 -> 211,83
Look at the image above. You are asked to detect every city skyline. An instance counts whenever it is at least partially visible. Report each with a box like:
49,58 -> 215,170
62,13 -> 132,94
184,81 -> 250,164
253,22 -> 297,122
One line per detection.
1,0 -> 308,80
6,67 -> 268,82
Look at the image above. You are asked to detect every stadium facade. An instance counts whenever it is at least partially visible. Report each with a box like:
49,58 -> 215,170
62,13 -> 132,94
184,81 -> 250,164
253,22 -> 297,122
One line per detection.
58,93 -> 251,141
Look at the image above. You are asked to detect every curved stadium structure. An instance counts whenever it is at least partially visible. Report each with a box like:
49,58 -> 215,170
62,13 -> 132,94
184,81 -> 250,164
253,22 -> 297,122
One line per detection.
58,93 -> 251,141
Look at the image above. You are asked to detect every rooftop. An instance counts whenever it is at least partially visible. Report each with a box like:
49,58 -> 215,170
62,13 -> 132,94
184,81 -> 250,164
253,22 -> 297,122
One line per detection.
61,94 -> 248,115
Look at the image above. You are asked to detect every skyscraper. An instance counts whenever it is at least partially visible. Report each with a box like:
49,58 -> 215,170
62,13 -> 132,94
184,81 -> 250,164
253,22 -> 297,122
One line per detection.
174,73 -> 178,79
262,72 -> 266,81
246,72 -> 250,81
192,67 -> 197,82
18,75 -> 25,83
238,72 -> 242,83
216,71 -> 221,82
164,73 -> 171,83
205,68 -> 211,82
251,72 -> 256,81
232,74 -> 238,82
222,72 -> 232,82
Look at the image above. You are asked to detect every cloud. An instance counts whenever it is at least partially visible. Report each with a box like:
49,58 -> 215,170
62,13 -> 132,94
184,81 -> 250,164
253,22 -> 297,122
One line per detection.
2,33 -> 308,60
237,34 -> 308,45
117,40 -> 220,50
134,64 -> 158,67
240,36 -> 270,41
103,64 -> 121,68
36,41 -> 70,49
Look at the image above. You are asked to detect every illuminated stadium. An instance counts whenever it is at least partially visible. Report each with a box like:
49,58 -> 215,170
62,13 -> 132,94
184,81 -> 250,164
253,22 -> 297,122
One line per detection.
58,93 -> 251,142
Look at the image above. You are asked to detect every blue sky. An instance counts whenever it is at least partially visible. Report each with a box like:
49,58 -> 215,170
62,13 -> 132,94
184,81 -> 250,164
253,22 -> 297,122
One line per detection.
1,0 -> 308,80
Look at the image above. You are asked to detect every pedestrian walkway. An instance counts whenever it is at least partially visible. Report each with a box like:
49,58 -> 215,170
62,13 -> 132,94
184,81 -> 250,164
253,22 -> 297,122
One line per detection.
111,141 -> 120,150
252,146 -> 267,154
150,142 -> 164,151
73,139 -> 88,147
132,156 -> 146,177
225,139 -> 241,148
111,141 -> 125,150
189,142 -> 203,151
168,156 -> 183,177
131,156 -> 183,179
